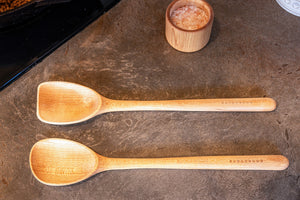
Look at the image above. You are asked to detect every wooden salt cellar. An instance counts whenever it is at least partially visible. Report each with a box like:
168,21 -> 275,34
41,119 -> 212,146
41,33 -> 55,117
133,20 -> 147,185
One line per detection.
165,0 -> 214,52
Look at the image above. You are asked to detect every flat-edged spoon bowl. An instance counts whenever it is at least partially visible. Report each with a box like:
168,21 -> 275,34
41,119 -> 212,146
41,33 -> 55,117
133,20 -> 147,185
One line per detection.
29,138 -> 289,186
37,81 -> 102,125
37,81 -> 277,125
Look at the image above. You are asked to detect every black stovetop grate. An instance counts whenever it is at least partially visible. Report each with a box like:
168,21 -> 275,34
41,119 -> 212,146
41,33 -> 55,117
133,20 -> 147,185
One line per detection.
0,0 -> 119,90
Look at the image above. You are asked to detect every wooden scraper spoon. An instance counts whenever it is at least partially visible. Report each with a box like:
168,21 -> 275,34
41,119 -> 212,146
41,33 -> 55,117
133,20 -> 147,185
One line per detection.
29,138 -> 289,186
37,81 -> 276,125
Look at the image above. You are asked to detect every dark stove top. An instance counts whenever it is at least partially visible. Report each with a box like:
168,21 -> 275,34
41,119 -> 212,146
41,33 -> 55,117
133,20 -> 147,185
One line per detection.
0,0 -> 119,90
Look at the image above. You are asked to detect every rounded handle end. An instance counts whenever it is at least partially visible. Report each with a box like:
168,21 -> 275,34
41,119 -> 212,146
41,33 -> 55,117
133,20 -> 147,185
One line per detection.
265,98 -> 277,111
278,155 -> 289,170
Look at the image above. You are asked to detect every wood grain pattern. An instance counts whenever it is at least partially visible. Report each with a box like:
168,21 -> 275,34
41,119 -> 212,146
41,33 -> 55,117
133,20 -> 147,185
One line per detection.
37,81 -> 276,125
29,138 -> 289,186
165,0 -> 214,52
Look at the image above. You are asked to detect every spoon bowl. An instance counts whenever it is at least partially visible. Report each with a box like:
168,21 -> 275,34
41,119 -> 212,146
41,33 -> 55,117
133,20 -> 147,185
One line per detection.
37,82 -> 102,124
30,138 -> 289,186
37,81 -> 277,125
30,138 -> 99,186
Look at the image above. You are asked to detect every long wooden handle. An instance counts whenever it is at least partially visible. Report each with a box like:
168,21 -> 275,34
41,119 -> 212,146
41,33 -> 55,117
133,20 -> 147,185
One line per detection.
99,98 -> 276,113
103,155 -> 288,171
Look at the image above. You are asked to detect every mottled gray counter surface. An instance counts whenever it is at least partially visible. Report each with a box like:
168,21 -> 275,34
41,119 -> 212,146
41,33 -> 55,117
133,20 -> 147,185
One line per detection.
1,0 -> 299,199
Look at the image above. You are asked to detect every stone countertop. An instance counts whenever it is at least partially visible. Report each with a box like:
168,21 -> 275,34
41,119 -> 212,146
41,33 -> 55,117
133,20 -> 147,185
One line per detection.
1,0 -> 299,199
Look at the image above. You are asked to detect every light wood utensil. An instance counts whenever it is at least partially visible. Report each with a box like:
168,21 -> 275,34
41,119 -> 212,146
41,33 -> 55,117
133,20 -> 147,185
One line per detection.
37,81 -> 276,125
29,138 -> 289,186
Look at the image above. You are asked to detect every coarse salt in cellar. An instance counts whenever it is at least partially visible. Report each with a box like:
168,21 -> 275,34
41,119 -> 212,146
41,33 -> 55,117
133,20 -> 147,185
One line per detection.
170,5 -> 209,30
165,0 -> 214,52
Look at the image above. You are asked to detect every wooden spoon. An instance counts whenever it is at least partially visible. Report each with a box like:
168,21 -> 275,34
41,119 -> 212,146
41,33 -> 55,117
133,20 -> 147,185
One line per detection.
37,81 -> 276,125
29,138 -> 289,186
